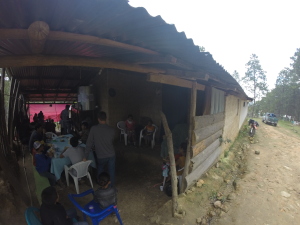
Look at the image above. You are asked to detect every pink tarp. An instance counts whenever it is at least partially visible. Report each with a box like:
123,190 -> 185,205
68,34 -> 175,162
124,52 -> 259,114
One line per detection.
29,104 -> 66,122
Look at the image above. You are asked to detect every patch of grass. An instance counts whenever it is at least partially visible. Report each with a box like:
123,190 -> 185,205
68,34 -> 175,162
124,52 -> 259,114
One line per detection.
277,120 -> 300,138
209,190 -> 218,201
224,150 -> 229,158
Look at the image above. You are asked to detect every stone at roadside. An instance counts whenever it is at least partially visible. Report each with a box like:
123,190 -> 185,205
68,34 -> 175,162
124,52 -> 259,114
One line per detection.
281,191 -> 291,198
196,217 -> 202,224
201,218 -> 207,225
215,163 -> 219,168
196,179 -> 204,187
149,215 -> 160,224
227,193 -> 236,200
233,180 -> 239,190
283,166 -> 292,171
221,205 -> 229,213
191,187 -> 196,192
211,173 -> 221,180
214,200 -> 222,208
186,190 -> 192,195
255,150 -> 260,155
209,211 -> 216,216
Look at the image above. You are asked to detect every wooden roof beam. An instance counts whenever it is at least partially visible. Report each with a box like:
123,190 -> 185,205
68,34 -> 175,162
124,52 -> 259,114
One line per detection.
1,55 -> 211,83
147,74 -> 205,91
0,28 -> 159,55
0,55 -> 165,74
132,55 -> 195,70
165,69 -> 209,81
22,90 -> 76,94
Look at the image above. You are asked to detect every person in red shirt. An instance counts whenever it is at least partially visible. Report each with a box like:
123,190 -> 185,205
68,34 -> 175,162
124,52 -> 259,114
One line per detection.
125,114 -> 136,146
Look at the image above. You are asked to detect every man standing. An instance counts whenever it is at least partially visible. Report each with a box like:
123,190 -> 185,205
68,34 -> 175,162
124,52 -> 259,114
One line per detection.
60,105 -> 70,134
84,111 -> 116,186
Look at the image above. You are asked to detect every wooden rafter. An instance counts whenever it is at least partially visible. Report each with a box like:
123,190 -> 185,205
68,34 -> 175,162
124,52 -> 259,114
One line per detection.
165,69 -> 209,81
147,74 -> 205,91
131,55 -> 195,70
0,28 -> 159,55
0,55 -> 165,74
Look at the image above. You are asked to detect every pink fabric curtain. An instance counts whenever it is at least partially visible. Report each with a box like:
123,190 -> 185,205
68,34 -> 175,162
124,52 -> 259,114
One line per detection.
29,104 -> 66,122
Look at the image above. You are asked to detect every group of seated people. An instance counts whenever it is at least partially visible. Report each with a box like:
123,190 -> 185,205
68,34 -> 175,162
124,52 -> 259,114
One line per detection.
40,171 -> 117,225
124,114 -> 156,146
29,120 -> 90,188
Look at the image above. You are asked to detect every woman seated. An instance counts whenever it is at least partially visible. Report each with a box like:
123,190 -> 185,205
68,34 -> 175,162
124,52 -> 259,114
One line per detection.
143,120 -> 155,146
125,114 -> 136,145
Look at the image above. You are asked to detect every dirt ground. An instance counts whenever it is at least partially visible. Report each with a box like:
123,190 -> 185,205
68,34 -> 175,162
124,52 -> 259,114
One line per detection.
211,121 -> 300,225
146,120 -> 300,225
1,120 -> 300,224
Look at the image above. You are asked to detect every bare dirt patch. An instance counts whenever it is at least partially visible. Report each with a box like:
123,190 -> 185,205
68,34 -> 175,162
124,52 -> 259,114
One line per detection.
211,121 -> 300,225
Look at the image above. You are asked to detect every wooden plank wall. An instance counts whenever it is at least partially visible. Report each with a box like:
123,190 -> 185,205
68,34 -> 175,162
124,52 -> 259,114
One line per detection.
185,112 -> 224,187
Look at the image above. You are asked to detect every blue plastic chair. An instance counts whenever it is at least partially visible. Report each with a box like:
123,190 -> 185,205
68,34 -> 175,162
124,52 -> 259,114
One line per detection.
25,207 -> 42,225
68,189 -> 123,225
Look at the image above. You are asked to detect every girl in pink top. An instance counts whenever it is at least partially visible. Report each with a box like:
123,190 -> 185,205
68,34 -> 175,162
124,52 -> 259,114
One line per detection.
125,114 -> 136,146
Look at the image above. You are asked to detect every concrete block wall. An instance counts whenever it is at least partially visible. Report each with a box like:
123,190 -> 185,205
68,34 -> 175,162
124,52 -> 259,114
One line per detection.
222,95 -> 241,151
239,100 -> 248,129
94,70 -> 162,140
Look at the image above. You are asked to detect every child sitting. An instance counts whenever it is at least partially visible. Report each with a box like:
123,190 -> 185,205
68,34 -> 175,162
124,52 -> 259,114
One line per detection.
34,141 -> 56,186
94,172 -> 117,209
176,142 -> 187,176
40,186 -> 88,225
125,114 -> 136,145
79,122 -> 90,144
143,120 -> 155,146
60,137 -> 85,165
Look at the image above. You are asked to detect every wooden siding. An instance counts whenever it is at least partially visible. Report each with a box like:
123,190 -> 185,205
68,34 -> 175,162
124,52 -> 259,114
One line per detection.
192,130 -> 222,157
185,112 -> 224,188
186,147 -> 222,186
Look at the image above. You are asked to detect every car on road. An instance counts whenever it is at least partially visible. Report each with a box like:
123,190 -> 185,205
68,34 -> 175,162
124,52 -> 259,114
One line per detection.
262,113 -> 278,126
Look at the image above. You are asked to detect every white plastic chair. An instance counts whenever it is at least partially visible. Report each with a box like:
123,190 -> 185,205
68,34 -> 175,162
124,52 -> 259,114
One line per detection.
139,124 -> 157,148
64,160 -> 93,194
45,132 -> 57,139
117,121 -> 128,146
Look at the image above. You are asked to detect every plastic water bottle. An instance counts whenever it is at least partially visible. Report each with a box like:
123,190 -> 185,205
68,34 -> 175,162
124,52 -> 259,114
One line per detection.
89,205 -> 94,213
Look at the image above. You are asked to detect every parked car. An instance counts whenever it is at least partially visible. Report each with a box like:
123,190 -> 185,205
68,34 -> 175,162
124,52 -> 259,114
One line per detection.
262,113 -> 278,126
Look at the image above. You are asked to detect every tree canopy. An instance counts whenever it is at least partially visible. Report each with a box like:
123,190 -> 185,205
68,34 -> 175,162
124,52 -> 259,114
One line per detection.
242,54 -> 268,117
254,48 -> 300,120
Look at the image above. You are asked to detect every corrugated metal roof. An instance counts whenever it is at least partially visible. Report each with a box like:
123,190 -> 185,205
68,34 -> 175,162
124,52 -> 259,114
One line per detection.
0,0 -> 249,102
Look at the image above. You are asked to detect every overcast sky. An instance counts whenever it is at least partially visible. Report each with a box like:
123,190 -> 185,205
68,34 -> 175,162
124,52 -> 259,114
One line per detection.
129,0 -> 300,90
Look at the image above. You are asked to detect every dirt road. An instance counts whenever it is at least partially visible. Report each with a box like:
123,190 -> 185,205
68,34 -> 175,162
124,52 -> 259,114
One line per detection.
212,121 -> 300,225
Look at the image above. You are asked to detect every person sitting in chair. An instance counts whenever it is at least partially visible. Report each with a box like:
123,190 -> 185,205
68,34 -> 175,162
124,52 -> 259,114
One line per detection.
143,120 -> 155,146
40,186 -> 88,225
79,122 -> 90,144
176,142 -> 187,176
125,114 -> 136,146
94,172 -> 117,209
60,137 -> 85,165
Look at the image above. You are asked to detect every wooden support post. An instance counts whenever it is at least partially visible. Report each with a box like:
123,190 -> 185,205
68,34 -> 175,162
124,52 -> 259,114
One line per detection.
160,111 -> 178,217
0,68 -> 4,96
10,81 -> 20,147
181,81 -> 197,193
28,21 -> 50,54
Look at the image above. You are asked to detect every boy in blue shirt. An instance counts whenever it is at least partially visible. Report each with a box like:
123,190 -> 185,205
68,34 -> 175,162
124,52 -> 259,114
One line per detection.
34,141 -> 56,186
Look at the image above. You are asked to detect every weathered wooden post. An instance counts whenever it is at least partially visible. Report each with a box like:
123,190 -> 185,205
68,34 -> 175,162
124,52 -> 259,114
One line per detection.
181,81 -> 197,193
160,111 -> 178,216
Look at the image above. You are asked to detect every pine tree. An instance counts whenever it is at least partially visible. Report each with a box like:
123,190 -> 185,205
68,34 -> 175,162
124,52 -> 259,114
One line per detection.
242,54 -> 268,117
